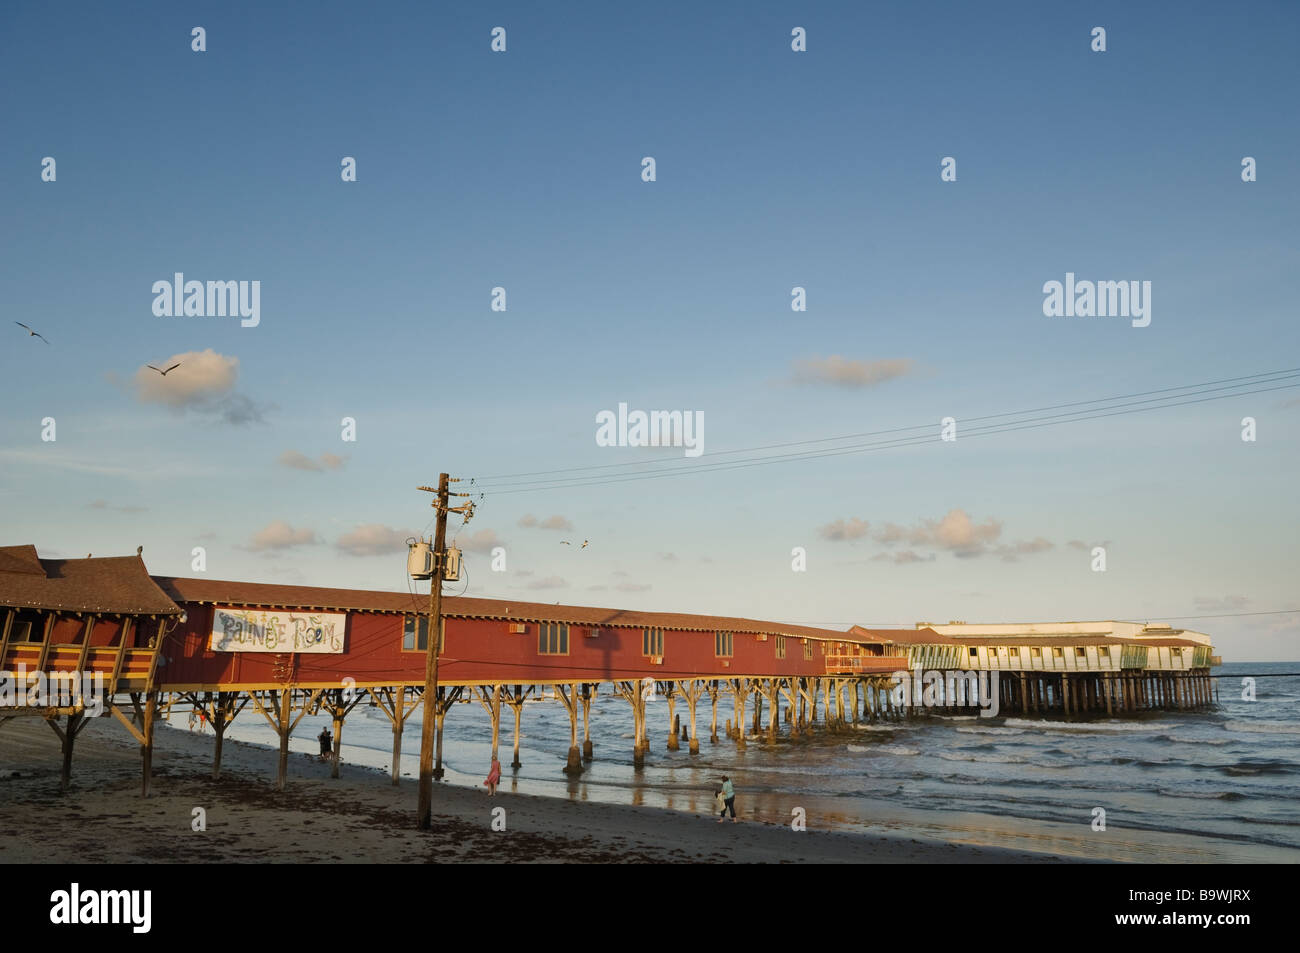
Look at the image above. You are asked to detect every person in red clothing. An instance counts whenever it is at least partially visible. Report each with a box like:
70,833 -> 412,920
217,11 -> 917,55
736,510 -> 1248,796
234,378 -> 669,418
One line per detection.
484,757 -> 502,795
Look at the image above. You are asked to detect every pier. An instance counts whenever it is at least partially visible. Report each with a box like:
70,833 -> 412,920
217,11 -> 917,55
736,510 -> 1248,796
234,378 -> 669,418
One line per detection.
1,544 -> 1218,795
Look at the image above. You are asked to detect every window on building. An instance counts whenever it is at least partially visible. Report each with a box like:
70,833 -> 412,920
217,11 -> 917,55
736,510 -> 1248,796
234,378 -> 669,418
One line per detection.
1031,647 -> 1042,659
402,616 -> 445,652
1075,647 -> 1087,658
775,635 -> 786,659
970,647 -> 979,657
642,627 -> 664,656
8,617 -> 38,642
714,631 -> 733,657
1009,647 -> 1020,658
1099,647 -> 1111,660
538,622 -> 569,655
1052,647 -> 1064,658
804,639 -> 813,659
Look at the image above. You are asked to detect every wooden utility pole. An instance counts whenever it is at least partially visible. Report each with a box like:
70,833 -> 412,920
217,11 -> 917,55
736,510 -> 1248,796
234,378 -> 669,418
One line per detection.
416,474 -> 449,829
415,473 -> 475,830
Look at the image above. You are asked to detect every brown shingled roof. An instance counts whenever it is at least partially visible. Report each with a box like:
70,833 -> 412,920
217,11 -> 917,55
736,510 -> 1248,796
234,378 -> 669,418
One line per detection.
848,625 -> 963,646
0,544 -> 45,576
0,546 -> 181,615
153,575 -> 853,641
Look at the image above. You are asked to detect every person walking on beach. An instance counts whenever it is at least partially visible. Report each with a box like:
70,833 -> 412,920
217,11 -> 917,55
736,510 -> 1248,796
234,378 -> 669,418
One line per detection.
318,727 -> 332,761
484,757 -> 502,796
718,775 -> 738,823
713,787 -> 725,817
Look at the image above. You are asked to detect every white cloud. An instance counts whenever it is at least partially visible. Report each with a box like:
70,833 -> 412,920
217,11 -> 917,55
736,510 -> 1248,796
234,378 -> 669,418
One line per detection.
248,520 -> 318,552
527,576 -> 567,590
457,529 -> 503,553
791,356 -> 915,388
819,517 -> 870,542
132,349 -> 271,425
279,450 -> 348,472
335,524 -> 417,557
518,514 -> 573,531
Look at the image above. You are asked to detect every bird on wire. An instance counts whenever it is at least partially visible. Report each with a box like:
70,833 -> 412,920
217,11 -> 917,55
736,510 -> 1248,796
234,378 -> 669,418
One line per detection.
14,322 -> 49,344
146,362 -> 182,376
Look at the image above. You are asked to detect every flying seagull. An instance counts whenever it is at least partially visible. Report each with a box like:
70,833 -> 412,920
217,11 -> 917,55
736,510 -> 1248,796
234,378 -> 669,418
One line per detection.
581,540 -> 589,549
146,362 -> 182,376
560,540 -> 571,545
14,322 -> 49,344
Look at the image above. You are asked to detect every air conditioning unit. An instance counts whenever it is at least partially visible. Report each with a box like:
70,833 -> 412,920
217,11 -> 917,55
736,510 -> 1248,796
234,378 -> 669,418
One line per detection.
585,628 -> 602,638
755,634 -> 768,641
508,623 -> 527,634
442,548 -> 461,581
721,659 -> 730,668
650,656 -> 664,666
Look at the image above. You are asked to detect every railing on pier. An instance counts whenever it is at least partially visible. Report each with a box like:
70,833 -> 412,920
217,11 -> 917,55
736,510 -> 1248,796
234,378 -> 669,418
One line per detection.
824,655 -> 910,676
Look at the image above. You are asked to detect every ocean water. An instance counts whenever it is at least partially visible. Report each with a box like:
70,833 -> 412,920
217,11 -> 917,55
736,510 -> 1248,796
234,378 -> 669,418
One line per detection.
199,661 -> 1300,862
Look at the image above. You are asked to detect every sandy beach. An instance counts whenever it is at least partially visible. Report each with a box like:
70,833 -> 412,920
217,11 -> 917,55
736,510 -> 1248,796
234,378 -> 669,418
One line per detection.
0,716 -> 1072,864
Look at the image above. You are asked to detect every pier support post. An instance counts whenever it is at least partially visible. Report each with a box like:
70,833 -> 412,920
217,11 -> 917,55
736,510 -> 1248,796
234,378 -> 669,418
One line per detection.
732,680 -> 748,750
556,684 -> 583,774
679,679 -> 702,754
581,683 -> 594,761
433,688 -> 449,781
505,684 -> 529,768
708,680 -> 720,743
615,681 -> 649,766
329,689 -> 346,779
779,679 -> 800,738
274,689 -> 294,791
391,686 -> 406,784
138,691 -> 158,797
666,684 -> 679,751
209,691 -> 245,780
476,684 -> 504,766
50,711 -> 85,793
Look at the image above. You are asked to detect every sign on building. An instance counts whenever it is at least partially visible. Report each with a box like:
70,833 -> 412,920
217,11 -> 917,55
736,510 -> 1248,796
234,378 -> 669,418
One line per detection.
210,607 -> 346,654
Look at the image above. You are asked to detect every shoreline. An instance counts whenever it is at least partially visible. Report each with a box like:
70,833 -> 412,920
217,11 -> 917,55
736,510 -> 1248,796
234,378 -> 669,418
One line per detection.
1,716 -> 1076,863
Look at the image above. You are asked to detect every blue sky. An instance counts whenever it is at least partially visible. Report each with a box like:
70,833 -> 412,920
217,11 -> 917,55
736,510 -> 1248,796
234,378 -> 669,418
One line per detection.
2,1 -> 1297,660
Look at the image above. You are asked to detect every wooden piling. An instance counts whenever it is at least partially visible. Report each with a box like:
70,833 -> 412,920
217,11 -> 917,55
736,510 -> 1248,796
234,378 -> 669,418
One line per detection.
141,690 -> 158,797
580,683 -> 594,761
390,686 -> 406,785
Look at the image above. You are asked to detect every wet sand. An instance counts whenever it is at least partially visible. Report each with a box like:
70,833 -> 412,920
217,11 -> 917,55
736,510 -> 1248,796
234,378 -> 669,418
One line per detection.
0,716 -> 1074,863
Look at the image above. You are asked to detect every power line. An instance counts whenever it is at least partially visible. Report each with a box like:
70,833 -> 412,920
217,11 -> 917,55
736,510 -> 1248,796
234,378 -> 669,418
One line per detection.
469,376 -> 1300,495
471,366 -> 1300,483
